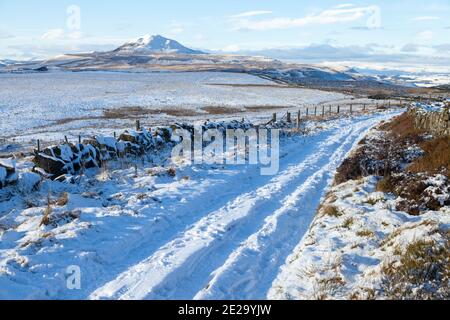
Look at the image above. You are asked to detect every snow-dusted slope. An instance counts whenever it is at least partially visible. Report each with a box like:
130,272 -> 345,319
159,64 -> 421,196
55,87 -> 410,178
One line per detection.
268,176 -> 450,300
113,35 -> 204,55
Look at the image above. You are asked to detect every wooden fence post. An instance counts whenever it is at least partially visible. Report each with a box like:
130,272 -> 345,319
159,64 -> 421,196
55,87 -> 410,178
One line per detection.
136,120 -> 141,131
350,104 -> 353,114
297,111 -> 301,130
314,106 -> 317,116
337,105 -> 340,114
322,106 -> 325,117
37,139 -> 40,152
306,108 -> 309,117
287,112 -> 291,123
329,105 -> 332,115
272,113 -> 277,123
64,136 -> 69,144
78,135 -> 81,144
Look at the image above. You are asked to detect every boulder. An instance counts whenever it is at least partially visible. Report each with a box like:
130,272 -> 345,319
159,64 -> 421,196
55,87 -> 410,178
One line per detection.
118,129 -> 155,154
155,128 -> 172,143
33,153 -> 67,177
17,172 -> 41,193
79,144 -> 101,169
0,158 -> 17,188
84,136 -> 118,160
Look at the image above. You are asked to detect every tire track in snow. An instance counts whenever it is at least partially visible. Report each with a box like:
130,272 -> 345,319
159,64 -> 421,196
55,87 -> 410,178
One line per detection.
80,134 -> 311,297
194,116 -> 383,300
89,124 -> 353,300
89,114 -> 395,300
149,116 -> 378,300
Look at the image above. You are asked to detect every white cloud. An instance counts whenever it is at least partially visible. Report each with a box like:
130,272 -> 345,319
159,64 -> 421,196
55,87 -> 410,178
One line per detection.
41,28 -> 65,40
166,22 -> 185,36
222,44 -> 241,52
334,4 -> 355,9
233,43 -> 450,73
417,30 -> 434,41
41,29 -> 84,41
194,34 -> 206,41
68,31 -> 83,40
0,30 -> 14,39
231,11 -> 273,18
232,5 -> 381,31
412,16 -> 440,21
168,26 -> 184,35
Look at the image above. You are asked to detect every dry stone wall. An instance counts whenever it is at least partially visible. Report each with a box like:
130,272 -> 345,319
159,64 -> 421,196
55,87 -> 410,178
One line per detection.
408,104 -> 450,137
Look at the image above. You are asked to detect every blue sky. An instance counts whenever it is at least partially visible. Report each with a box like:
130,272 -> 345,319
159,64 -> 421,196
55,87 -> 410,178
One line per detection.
1,0 -> 449,69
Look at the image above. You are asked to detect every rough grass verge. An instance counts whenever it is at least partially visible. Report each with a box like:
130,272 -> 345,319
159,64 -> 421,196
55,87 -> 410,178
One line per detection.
381,233 -> 450,300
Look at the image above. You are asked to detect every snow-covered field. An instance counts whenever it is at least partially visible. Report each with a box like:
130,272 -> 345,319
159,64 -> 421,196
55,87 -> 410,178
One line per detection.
0,111 -> 399,300
0,71 -> 351,141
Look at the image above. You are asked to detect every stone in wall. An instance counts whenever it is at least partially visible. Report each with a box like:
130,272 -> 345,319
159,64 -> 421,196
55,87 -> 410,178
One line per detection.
408,104 -> 450,137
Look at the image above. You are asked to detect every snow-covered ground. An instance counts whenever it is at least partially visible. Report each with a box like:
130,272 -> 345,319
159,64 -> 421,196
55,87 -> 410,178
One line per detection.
269,176 -> 449,300
0,71 -> 365,142
0,111 -> 399,300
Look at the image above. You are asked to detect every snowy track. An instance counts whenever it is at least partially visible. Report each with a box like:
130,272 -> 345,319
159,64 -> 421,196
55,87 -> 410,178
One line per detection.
89,113 -> 397,300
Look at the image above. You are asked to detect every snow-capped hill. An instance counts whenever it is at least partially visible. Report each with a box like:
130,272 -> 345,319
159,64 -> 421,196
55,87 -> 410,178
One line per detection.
113,35 -> 205,55
0,59 -> 18,66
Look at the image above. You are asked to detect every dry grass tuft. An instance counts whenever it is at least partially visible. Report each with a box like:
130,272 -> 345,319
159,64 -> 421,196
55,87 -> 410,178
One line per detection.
342,217 -> 354,229
55,192 -> 69,206
40,193 -> 52,227
376,175 -> 395,194
322,205 -> 343,218
356,230 -> 375,238
381,234 -> 450,300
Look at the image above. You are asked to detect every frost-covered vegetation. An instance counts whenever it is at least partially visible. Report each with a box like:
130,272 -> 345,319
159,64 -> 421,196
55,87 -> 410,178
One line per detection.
270,111 -> 450,300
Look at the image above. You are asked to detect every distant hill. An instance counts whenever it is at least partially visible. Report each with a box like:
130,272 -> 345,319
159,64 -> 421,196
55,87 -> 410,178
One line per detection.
0,35 -> 405,93
113,35 -> 205,55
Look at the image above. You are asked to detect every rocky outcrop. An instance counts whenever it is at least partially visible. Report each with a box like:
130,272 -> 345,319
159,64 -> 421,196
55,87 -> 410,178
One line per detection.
408,104 -> 450,137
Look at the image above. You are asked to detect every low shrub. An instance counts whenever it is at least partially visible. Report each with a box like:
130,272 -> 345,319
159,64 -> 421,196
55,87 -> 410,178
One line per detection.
381,234 -> 450,300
